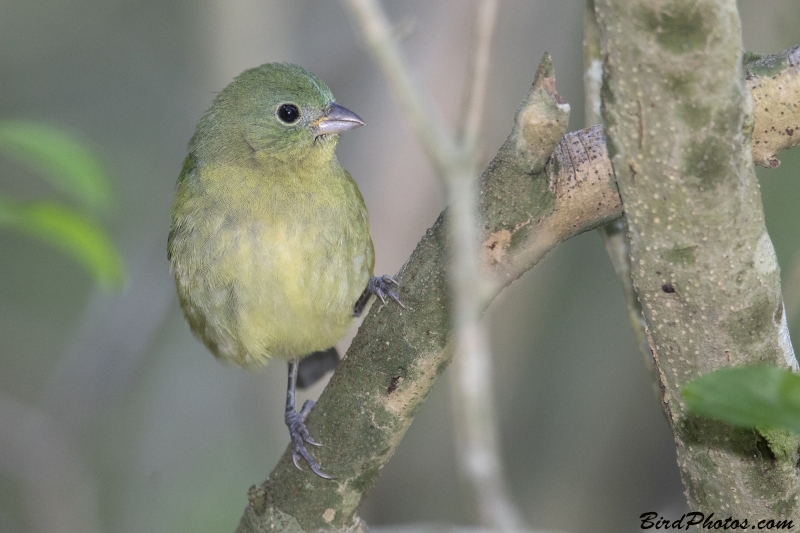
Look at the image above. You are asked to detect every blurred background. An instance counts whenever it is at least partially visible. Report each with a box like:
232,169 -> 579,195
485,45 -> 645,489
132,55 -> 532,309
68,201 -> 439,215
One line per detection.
1,1 -> 799,532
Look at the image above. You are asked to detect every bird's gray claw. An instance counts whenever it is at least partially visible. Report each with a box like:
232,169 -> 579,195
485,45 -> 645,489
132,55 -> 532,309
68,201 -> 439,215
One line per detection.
292,452 -> 304,471
367,275 -> 405,309
291,445 -> 334,479
353,275 -> 405,316
305,435 -> 322,447
286,407 -> 332,479
386,288 -> 404,308
311,464 -> 334,479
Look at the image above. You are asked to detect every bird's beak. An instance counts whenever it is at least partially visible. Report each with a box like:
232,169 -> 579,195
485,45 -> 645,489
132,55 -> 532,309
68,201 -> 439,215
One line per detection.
312,102 -> 365,135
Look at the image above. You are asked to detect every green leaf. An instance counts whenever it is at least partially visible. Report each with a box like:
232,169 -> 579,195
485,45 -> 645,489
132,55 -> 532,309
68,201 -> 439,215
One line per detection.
0,196 -> 124,290
683,365 -> 800,434
0,120 -> 113,211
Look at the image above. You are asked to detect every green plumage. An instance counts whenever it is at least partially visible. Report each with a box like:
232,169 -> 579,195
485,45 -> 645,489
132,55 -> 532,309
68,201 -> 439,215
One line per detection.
169,63 -> 374,367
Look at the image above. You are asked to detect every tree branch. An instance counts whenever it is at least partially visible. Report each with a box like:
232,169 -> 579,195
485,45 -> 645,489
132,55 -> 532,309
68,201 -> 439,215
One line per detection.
583,0 -> 654,382
340,0 -> 458,176
232,36 -> 800,532
236,56 -> 616,533
343,0 -> 523,528
447,1 -> 525,529
595,0 -> 799,517
747,45 -> 800,168
458,0 -> 500,152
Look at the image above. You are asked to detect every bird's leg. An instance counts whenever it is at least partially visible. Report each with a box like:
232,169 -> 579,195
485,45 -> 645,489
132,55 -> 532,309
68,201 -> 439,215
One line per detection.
353,275 -> 405,317
285,359 -> 332,479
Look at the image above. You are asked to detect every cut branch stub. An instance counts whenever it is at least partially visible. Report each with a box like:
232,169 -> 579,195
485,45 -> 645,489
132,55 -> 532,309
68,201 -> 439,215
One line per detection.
747,45 -> 800,168
512,52 -> 572,174
482,124 -> 622,287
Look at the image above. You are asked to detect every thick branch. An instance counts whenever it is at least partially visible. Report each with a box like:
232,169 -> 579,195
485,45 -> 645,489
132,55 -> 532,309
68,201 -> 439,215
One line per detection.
235,56 -> 619,533
588,43 -> 800,171
595,0 -> 799,518
233,39 -> 800,532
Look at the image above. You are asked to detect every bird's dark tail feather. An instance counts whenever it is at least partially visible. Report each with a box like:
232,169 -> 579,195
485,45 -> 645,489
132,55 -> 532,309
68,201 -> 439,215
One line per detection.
296,347 -> 340,389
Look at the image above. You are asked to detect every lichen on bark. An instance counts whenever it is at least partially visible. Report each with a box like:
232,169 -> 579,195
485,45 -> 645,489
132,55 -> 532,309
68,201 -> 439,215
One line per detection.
595,0 -> 800,519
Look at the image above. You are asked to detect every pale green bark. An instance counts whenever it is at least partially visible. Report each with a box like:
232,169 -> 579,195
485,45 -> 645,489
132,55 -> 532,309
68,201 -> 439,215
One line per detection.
595,0 -> 800,520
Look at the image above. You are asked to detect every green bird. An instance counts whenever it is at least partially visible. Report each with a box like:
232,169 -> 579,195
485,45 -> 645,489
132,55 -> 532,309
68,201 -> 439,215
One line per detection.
168,63 -> 402,478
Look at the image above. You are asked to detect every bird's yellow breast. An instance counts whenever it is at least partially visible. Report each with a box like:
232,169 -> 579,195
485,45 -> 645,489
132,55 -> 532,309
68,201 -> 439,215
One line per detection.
169,158 -> 374,367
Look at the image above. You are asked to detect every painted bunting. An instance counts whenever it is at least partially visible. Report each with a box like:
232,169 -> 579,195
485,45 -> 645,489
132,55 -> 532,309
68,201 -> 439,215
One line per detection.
168,63 -> 402,478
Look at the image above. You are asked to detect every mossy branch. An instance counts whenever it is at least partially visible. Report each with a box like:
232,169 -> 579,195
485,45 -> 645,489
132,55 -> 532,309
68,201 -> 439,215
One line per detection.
235,55 -> 612,533
233,37 -> 800,532
595,0 -> 799,519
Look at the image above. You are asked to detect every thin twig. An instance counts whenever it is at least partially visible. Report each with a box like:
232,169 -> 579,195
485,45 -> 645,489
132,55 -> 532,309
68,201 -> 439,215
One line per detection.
448,169 -> 524,530
448,1 -> 523,531
341,0 -> 458,176
342,0 -> 522,529
459,0 -> 500,153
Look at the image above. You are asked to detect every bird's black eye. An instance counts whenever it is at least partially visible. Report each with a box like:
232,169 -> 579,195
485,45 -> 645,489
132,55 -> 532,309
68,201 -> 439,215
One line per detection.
277,104 -> 300,124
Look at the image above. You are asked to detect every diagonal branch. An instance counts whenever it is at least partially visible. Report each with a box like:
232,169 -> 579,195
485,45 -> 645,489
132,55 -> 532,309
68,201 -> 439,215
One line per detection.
232,39 -> 800,532
237,55 -> 609,533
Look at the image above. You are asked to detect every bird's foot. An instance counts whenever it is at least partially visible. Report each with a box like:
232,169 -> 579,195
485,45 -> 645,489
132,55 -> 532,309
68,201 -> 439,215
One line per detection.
285,399 -> 333,479
353,275 -> 405,316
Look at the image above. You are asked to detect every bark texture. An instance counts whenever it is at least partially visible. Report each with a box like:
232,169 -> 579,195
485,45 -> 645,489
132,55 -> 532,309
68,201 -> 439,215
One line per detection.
595,0 -> 800,520
747,45 -> 800,169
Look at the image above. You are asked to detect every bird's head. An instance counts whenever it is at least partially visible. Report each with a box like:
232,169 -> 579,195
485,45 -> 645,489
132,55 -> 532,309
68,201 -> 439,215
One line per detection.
192,63 -> 364,167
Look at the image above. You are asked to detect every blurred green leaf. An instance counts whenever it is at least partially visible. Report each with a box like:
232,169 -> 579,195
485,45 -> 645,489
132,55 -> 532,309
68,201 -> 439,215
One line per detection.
0,120 -> 113,211
683,365 -> 800,434
0,195 -> 124,290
